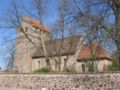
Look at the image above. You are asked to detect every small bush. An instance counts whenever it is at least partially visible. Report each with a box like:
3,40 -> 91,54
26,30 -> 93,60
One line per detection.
109,52 -> 120,71
109,59 -> 120,71
86,62 -> 95,72
33,67 -> 50,73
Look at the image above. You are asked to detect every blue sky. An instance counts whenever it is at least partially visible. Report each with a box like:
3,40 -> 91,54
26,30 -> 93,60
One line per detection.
0,0 -> 58,69
0,0 -> 11,69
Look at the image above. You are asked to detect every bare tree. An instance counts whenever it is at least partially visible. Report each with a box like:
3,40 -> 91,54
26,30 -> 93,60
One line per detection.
0,0 -> 52,72
48,0 -> 81,72
55,0 -> 115,72
5,42 -> 15,72
67,0 -> 120,54
53,0 -> 67,72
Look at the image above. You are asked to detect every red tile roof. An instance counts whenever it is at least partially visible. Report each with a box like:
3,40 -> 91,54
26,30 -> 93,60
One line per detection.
77,44 -> 112,61
22,16 -> 50,33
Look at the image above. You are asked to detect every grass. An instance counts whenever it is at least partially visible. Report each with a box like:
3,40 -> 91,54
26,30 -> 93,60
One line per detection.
33,67 -> 50,73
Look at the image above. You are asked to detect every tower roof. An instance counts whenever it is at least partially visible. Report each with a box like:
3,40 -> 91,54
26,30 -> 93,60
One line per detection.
22,16 -> 50,33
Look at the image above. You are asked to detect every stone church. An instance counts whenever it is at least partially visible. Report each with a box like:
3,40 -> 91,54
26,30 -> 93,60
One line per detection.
14,16 -> 112,73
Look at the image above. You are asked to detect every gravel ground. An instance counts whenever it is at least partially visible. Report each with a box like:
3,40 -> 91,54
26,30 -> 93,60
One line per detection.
0,87 -> 32,90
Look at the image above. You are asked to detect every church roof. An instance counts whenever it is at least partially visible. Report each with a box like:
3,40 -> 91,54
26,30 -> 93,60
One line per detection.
77,44 -> 112,61
32,35 -> 82,58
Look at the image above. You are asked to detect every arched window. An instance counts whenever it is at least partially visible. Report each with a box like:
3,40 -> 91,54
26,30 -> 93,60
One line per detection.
63,58 -> 67,71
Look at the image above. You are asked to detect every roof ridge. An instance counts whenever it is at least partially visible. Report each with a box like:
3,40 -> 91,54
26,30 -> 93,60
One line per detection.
50,35 -> 82,41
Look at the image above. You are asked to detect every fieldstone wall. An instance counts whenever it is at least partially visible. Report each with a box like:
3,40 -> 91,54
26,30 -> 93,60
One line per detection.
0,73 -> 120,90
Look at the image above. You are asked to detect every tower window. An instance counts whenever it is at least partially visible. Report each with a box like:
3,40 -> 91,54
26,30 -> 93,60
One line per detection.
25,27 -> 28,32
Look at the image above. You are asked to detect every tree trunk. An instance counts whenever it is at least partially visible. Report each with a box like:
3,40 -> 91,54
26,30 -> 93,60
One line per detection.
40,35 -> 52,72
46,59 -> 52,72
114,0 -> 120,57
114,1 -> 120,69
58,56 -> 61,72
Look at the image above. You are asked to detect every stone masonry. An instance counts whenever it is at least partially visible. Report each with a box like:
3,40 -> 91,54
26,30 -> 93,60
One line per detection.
0,73 -> 120,90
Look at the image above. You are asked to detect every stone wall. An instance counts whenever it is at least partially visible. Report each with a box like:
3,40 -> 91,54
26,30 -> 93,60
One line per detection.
0,73 -> 120,90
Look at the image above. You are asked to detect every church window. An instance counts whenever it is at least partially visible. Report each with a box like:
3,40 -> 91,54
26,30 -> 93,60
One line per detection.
82,64 -> 85,72
38,61 -> 40,68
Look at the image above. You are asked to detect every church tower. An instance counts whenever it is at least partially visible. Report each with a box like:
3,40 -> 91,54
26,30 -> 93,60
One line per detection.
14,16 -> 50,73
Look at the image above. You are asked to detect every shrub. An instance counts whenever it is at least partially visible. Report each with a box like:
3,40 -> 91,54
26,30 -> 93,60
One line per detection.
109,59 -> 120,71
33,67 -> 50,73
86,62 -> 95,72
109,52 -> 120,71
